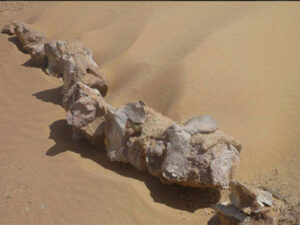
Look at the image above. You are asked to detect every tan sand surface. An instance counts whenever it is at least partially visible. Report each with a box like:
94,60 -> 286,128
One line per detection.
0,2 -> 299,224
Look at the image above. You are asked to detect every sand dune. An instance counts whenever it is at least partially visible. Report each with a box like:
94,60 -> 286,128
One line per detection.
0,2 -> 299,225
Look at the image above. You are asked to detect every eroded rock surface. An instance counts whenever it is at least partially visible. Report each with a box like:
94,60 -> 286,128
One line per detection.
101,100 -> 241,189
3,21 -> 47,67
210,181 -> 277,225
44,39 -> 108,96
2,22 -> 108,96
2,21 -> 16,35
62,82 -> 107,129
230,181 -> 273,214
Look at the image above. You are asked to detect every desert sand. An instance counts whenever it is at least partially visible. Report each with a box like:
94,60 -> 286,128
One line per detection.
0,1 -> 299,225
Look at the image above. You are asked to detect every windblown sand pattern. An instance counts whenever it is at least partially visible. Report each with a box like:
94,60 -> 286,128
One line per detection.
0,2 -> 299,225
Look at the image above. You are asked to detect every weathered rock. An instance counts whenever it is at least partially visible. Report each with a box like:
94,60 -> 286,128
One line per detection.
102,100 -> 240,189
2,22 -> 16,35
184,115 -> 218,134
145,139 -> 166,177
63,82 -> 106,128
44,39 -> 108,96
230,181 -> 273,214
210,205 -> 277,225
210,182 -> 277,225
104,106 -> 129,163
28,42 -> 47,67
44,40 -> 66,76
212,204 -> 250,225
14,22 -> 45,52
80,116 -> 106,147
104,101 -> 171,166
161,122 -> 240,189
2,22 -> 47,67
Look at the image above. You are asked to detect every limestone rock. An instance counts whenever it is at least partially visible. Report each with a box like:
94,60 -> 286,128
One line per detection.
27,42 -> 47,67
2,22 -> 47,67
161,122 -> 240,189
103,101 -> 240,189
14,22 -> 45,52
104,101 -> 171,166
212,204 -> 250,225
145,140 -> 166,177
44,40 -> 66,76
63,82 -> 106,128
80,117 -> 106,147
2,22 -> 16,35
123,101 -> 147,123
184,115 -> 218,134
230,181 -> 273,214
211,205 -> 277,225
44,39 -> 108,96
104,106 -> 129,163
210,182 -> 277,225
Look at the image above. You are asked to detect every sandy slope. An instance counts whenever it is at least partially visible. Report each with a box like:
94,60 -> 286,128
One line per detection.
0,2 -> 299,225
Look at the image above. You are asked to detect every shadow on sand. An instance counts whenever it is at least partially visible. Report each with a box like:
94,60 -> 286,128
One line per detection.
30,61 -> 220,212
8,36 -> 46,70
32,86 -> 221,212
33,86 -> 63,106
46,119 -> 221,212
8,36 -> 27,54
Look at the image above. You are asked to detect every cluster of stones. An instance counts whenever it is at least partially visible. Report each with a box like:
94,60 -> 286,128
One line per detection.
209,181 -> 277,225
2,21 -> 242,190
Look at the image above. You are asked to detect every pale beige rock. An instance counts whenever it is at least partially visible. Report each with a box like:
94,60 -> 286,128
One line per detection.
63,82 -> 106,129
2,22 -> 16,35
184,115 -> 218,134
104,106 -> 129,163
44,39 -> 108,96
44,40 -> 66,76
212,204 -> 250,225
210,182 -> 277,225
80,117 -> 106,147
14,22 -> 45,51
27,42 -> 47,67
145,139 -> 166,177
102,100 -> 240,189
161,123 -> 240,189
230,181 -> 273,214
3,22 -> 47,67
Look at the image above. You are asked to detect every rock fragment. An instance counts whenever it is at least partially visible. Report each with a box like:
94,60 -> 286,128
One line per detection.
230,181 -> 273,214
2,22 -> 16,35
184,115 -> 218,134
210,181 -> 277,225
44,39 -> 108,96
63,82 -> 106,128
3,21 -> 47,67
13,22 -> 45,52
212,204 -> 250,225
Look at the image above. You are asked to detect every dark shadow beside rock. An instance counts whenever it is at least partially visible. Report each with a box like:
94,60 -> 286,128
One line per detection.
8,36 -> 27,54
33,86 -> 63,106
46,119 -> 221,212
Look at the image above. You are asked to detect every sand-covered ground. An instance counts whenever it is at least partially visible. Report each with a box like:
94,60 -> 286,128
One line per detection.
0,2 -> 299,225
